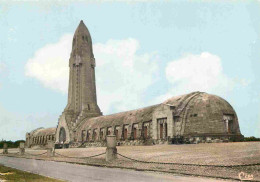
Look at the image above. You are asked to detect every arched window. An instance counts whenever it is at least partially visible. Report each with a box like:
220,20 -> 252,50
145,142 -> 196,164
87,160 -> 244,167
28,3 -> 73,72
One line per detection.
59,127 -> 66,143
81,130 -> 86,142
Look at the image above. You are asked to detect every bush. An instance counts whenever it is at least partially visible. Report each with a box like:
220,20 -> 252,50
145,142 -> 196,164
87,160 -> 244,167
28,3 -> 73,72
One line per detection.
0,140 -> 25,149
244,136 -> 260,142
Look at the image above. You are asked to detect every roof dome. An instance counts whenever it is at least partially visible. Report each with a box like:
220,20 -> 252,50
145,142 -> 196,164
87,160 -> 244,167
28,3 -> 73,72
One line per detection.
164,92 -> 241,136
186,92 -> 236,116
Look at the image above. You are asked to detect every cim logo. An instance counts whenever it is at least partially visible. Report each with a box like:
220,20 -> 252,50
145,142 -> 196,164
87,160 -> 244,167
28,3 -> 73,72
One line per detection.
238,172 -> 254,181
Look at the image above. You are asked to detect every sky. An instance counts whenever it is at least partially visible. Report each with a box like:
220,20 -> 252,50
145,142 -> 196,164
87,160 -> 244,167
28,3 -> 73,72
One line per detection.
0,0 -> 259,141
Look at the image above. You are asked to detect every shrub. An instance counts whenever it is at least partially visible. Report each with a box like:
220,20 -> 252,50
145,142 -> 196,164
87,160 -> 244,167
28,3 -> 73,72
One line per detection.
244,136 -> 260,142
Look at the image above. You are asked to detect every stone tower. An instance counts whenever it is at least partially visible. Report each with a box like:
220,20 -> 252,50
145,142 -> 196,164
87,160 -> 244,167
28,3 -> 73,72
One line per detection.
56,20 -> 102,145
65,20 -> 102,123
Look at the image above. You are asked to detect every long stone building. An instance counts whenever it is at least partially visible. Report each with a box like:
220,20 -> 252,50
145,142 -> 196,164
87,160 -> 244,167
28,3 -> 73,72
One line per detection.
26,20 -> 243,148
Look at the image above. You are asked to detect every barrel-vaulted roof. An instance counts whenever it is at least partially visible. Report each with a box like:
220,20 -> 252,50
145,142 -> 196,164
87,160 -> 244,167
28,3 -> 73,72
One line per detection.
77,91 -> 237,131
78,104 -> 159,130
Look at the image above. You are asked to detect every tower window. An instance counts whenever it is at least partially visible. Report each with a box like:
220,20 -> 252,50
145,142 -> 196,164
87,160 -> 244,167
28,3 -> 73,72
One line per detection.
82,36 -> 84,40
88,104 -> 90,110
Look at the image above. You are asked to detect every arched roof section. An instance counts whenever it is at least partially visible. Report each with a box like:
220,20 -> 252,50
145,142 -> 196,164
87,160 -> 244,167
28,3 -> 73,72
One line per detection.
32,127 -> 56,137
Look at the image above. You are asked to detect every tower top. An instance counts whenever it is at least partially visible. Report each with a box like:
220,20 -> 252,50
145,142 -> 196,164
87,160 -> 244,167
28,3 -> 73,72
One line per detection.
73,20 -> 91,39
72,20 -> 93,57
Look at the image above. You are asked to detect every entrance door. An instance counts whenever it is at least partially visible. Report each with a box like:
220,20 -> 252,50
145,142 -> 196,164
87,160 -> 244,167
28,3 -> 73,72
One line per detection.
160,124 -> 163,139
59,127 -> 66,143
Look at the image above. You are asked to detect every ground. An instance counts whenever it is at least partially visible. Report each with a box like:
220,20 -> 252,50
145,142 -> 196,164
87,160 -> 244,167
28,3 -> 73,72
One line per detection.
0,164 -> 62,182
0,157 -> 228,182
4,142 -> 260,181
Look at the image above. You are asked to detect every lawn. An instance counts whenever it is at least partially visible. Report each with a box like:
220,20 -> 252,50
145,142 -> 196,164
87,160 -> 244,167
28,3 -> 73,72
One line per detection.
0,164 -> 63,182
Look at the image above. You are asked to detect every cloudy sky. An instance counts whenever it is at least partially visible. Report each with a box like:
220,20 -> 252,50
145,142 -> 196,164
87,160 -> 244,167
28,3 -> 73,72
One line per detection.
0,0 -> 259,140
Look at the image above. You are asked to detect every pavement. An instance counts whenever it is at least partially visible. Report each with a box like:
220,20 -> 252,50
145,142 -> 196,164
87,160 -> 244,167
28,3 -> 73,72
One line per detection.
0,156 -> 233,182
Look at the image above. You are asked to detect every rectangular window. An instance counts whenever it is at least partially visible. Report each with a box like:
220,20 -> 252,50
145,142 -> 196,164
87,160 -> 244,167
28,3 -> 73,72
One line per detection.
157,118 -> 167,140
160,124 -> 163,139
100,131 -> 103,140
82,130 -> 86,142
144,126 -> 148,139
115,129 -> 119,140
165,123 -> 168,138
93,130 -> 97,141
133,128 -> 137,139
223,114 -> 235,133
87,130 -> 91,141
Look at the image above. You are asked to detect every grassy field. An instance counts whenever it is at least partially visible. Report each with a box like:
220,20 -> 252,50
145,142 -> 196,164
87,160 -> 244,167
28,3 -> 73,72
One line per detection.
0,164 -> 63,182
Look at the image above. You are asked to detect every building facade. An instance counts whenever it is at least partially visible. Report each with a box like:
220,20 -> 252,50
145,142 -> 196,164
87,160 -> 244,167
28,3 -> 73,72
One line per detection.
26,20 -> 243,148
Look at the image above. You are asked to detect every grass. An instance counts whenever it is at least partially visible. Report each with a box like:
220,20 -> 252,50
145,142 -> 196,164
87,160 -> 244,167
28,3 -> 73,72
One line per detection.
0,164 -> 63,182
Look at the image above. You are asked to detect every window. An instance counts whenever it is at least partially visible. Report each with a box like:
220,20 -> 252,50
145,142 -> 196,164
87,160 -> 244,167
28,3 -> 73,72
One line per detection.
115,129 -> 119,139
82,130 -> 86,142
160,124 -> 163,139
143,121 -> 151,139
73,131 -> 77,142
165,123 -> 167,138
170,106 -> 175,110
87,130 -> 91,141
115,126 -> 120,140
223,114 -> 235,133
124,128 -> 128,140
100,130 -> 103,140
93,129 -> 98,141
115,126 -> 121,140
133,128 -> 137,139
144,126 -> 148,139
157,118 -> 167,140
